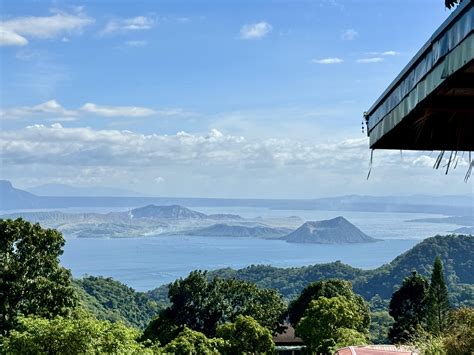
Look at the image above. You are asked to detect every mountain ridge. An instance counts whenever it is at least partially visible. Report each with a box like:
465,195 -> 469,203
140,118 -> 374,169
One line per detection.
1,180 -> 472,215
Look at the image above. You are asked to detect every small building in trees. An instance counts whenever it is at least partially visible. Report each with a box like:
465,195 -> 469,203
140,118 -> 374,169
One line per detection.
273,325 -> 305,355
364,1 -> 473,152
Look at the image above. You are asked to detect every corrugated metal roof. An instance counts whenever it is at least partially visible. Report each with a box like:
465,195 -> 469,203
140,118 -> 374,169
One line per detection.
366,0 -> 474,135
364,0 -> 474,153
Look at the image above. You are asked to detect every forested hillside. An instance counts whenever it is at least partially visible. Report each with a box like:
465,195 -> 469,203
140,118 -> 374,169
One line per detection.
76,234 -> 473,328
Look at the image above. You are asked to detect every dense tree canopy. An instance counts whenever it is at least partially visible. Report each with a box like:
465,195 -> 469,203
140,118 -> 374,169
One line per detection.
143,270 -> 286,344
288,279 -> 370,330
296,296 -> 368,354
160,327 -> 226,355
443,308 -> 474,355
216,315 -> 275,354
0,219 -> 77,335
75,276 -> 161,329
2,312 -> 148,354
388,272 -> 428,343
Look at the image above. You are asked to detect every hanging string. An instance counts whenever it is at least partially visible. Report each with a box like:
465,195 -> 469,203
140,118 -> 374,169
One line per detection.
367,149 -> 374,180
465,152 -> 473,183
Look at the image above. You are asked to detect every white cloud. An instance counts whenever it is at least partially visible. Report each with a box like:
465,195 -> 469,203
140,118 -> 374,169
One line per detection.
124,40 -> 148,47
239,21 -> 272,40
0,28 -> 28,46
0,9 -> 93,46
1,100 -> 77,119
380,50 -> 398,56
80,103 -> 156,117
0,124 -> 442,172
2,125 -> 470,196
357,57 -> 384,63
1,100 -> 160,119
101,16 -> 154,35
312,57 -> 344,64
368,50 -> 400,56
341,29 -> 358,40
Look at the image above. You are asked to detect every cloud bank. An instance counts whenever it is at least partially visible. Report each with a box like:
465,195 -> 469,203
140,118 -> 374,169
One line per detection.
0,9 -> 93,46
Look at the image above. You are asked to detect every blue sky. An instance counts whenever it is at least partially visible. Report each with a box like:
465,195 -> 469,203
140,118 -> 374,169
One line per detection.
1,0 -> 472,198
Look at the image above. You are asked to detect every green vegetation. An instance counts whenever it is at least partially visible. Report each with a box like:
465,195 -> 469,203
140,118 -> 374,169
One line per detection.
388,271 -> 429,343
426,256 -> 451,335
296,296 -> 368,353
142,270 -> 286,345
288,279 -> 370,329
369,311 -> 393,344
443,308 -> 474,354
160,327 -> 226,354
1,219 -> 472,354
75,276 -> 162,329
208,234 -> 473,306
216,315 -> 275,354
0,219 -> 77,336
2,312 -> 148,354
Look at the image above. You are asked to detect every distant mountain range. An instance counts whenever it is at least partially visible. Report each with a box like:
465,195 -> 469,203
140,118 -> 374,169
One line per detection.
0,204 -> 247,238
283,216 -> 379,244
130,205 -> 242,220
452,226 -> 474,234
407,215 -> 474,226
1,180 -> 472,216
1,203 -> 377,243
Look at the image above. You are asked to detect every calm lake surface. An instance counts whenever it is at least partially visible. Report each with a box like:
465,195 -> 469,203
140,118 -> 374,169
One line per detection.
60,208 -> 460,291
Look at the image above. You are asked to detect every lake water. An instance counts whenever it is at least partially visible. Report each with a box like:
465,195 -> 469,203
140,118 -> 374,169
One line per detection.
60,208 -> 460,291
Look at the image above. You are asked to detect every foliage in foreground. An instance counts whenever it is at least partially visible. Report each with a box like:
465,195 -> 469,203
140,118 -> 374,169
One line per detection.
143,270 -> 286,345
288,279 -> 370,330
426,256 -> 450,335
0,219 -> 77,336
160,327 -> 226,355
296,296 -> 368,353
388,271 -> 429,343
216,315 -> 275,354
2,313 -> 149,354
443,307 -> 474,355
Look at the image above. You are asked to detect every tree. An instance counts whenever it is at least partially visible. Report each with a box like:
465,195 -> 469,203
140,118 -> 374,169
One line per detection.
443,308 -> 474,355
160,327 -> 226,355
216,315 -> 275,354
296,296 -> 368,354
144,270 -> 286,342
75,276 -> 160,329
426,256 -> 450,335
388,271 -> 429,343
370,311 -> 394,344
0,219 -> 77,335
288,279 -> 370,331
2,312 -> 150,354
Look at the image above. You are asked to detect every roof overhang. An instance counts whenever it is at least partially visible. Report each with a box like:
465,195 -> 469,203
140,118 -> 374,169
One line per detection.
365,1 -> 474,151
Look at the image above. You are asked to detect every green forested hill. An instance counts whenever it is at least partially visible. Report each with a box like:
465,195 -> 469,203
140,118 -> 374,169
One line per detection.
74,276 -> 166,329
76,234 -> 473,328
357,234 -> 473,300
